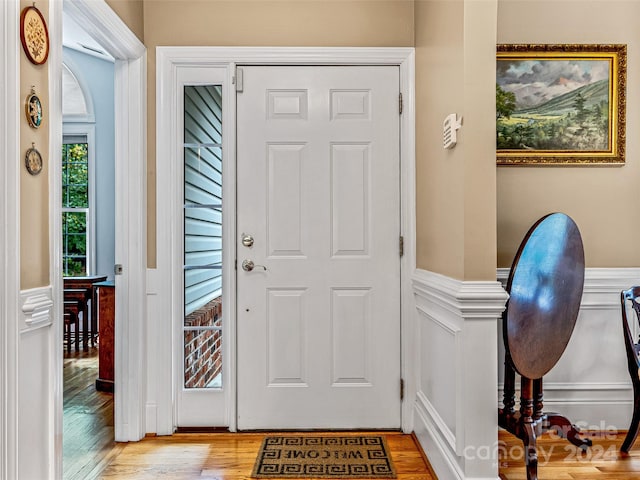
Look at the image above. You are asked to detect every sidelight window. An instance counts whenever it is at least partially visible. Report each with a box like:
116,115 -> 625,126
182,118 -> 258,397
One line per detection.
183,85 -> 223,389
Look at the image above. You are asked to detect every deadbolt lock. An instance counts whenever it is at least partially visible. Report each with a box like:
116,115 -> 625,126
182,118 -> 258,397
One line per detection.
241,233 -> 254,248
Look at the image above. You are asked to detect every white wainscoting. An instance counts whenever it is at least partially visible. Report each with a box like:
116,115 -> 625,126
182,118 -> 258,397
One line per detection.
497,267 -> 640,432
145,268 -> 173,436
18,286 -> 54,479
412,269 -> 508,480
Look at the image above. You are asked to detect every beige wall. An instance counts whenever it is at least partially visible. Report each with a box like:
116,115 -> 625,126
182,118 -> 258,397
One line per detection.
25,0 -> 632,285
497,0 -> 640,268
414,0 -> 498,280
143,0 -> 415,267
106,0 -> 144,42
20,0 -> 50,289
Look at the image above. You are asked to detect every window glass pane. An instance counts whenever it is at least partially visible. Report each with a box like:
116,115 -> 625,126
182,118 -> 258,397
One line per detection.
66,185 -> 89,208
62,211 -> 87,276
62,139 -> 89,277
62,143 -> 89,207
183,85 -> 223,389
184,327 -> 222,388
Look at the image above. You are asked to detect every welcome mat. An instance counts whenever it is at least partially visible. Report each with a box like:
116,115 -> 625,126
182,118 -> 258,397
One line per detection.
251,435 -> 397,479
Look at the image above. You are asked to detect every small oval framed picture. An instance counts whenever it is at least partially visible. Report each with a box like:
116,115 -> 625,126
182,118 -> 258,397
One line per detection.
25,145 -> 43,176
20,5 -> 49,65
25,91 -> 43,129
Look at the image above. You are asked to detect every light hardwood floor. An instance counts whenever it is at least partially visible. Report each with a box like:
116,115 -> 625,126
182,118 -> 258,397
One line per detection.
64,348 -> 120,480
64,351 -> 434,480
499,429 -> 640,479
64,351 -> 640,479
99,432 -> 435,480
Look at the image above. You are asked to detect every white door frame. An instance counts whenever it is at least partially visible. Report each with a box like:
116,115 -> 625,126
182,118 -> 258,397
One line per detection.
156,47 -> 416,433
1,0 -> 145,476
59,0 -> 147,446
0,1 -> 21,477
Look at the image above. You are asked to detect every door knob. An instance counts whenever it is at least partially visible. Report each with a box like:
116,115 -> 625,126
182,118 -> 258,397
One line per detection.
242,259 -> 267,272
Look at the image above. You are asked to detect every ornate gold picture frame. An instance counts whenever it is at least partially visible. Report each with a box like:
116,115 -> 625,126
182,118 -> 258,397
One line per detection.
497,44 -> 626,166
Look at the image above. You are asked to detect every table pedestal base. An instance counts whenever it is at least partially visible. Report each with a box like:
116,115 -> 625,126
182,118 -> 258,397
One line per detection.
499,366 -> 591,480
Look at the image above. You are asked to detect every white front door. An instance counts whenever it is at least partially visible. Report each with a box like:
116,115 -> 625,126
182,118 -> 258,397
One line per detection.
237,66 -> 401,430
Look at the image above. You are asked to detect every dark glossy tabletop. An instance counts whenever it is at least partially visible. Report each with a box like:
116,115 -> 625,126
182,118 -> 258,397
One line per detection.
504,213 -> 585,380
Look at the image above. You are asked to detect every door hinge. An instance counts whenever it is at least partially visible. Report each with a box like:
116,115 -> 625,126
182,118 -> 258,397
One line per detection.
235,67 -> 244,92
400,378 -> 405,400
114,264 -> 123,275
399,92 -> 403,114
399,236 -> 404,257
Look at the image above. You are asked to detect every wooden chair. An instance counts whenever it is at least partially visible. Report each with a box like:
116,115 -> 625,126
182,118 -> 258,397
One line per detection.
64,288 -> 90,350
620,286 -> 640,453
64,301 -> 80,353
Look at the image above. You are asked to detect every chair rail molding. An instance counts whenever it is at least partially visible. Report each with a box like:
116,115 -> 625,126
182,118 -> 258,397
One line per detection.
412,269 -> 508,480
20,287 -> 54,331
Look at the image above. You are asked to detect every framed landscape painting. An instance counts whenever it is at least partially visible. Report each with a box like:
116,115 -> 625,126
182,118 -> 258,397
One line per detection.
496,44 -> 626,165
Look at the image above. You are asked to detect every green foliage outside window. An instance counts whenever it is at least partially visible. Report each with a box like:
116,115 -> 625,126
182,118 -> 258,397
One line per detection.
62,143 -> 89,276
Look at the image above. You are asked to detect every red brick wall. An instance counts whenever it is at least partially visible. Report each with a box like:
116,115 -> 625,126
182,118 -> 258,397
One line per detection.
184,296 -> 222,388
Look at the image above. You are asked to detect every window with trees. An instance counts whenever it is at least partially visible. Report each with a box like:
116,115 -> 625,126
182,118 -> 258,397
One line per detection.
62,136 -> 90,276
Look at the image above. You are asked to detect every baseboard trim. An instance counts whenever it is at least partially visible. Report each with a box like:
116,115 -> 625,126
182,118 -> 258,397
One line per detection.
414,396 -> 464,480
410,432 -> 439,480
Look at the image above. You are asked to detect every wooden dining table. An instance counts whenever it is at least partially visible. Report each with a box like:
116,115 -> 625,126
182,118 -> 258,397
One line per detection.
63,275 -> 108,350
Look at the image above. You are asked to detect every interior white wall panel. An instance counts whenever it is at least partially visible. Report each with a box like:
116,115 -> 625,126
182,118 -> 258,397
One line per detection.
19,287 -> 54,479
412,269 -> 508,480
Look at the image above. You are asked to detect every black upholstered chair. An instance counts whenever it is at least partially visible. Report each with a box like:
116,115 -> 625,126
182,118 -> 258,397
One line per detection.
620,286 -> 640,453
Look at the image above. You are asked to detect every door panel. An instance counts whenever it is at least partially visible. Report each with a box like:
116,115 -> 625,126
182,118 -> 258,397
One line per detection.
237,66 -> 401,429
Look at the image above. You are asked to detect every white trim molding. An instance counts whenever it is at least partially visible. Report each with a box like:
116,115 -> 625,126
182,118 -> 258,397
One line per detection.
62,0 -> 147,443
0,1 -> 21,478
497,267 -> 640,432
50,1 -> 65,477
20,288 -> 54,331
497,266 -> 640,309
412,269 -> 508,480
62,124 -> 97,275
64,0 -> 144,60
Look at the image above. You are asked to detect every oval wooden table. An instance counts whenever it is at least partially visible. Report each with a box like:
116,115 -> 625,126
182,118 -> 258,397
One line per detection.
498,213 -> 592,480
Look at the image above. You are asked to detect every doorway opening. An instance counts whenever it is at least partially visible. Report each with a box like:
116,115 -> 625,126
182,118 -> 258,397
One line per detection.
156,47 -> 416,434
56,1 -> 146,476
61,15 -> 116,478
